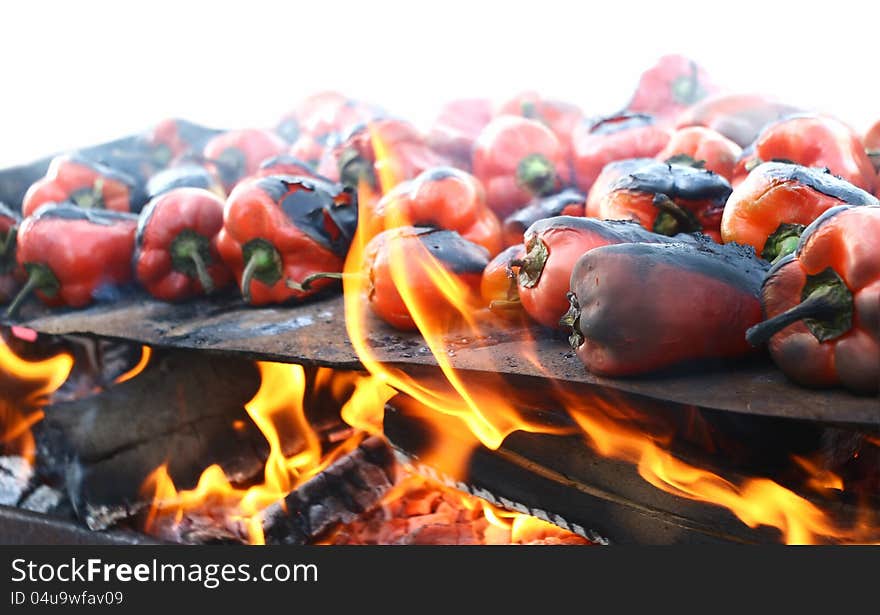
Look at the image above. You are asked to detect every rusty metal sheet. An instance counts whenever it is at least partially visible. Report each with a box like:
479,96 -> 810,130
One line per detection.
3,290 -> 877,427
0,505 -> 160,545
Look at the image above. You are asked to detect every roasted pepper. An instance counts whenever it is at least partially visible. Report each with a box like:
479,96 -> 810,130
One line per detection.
145,164 -> 225,201
497,92 -> 584,158
481,244 -> 525,312
0,204 -> 21,303
745,205 -> 880,394
22,154 -> 142,217
513,216 -> 694,328
734,115 -> 876,193
317,118 -> 446,192
584,158 -> 655,218
362,227 -> 489,331
503,189 -> 585,247
473,116 -> 570,218
571,113 -> 670,194
256,155 -> 319,179
7,206 -> 138,316
297,95 -> 379,141
597,160 -> 732,241
721,162 -> 878,262
216,175 -> 357,305
656,126 -> 742,180
562,239 -> 767,376
627,55 -> 716,120
675,94 -> 800,147
202,129 -> 287,192
145,118 -> 219,169
134,188 -> 232,301
289,134 -> 328,169
365,167 -> 502,255
864,119 -> 880,174
276,92 -> 347,143
427,98 -> 493,170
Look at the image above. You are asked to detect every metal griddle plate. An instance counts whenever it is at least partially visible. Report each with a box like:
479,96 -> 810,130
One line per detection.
3,291 -> 877,427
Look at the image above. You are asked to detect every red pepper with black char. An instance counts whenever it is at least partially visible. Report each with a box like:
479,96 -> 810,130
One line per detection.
746,205 -> 880,394
146,164 -> 225,201
513,216 -> 695,328
318,119 -> 446,191
597,160 -> 732,242
675,94 -> 800,148
365,167 -> 502,255
656,126 -> 742,180
427,98 -> 493,170
502,188 -> 585,247
473,116 -> 570,218
256,155 -> 320,179
497,92 -> 584,158
733,115 -> 876,193
7,206 -> 138,316
289,134 -> 328,169
585,158 -> 655,218
571,113 -> 670,194
626,55 -> 716,121
481,244 -> 525,313
362,227 -> 489,331
722,162 -> 878,262
0,204 -> 22,303
144,118 -> 220,169
202,129 -> 287,192
216,175 -> 357,305
134,188 -> 232,302
562,238 -> 767,376
23,154 -> 141,217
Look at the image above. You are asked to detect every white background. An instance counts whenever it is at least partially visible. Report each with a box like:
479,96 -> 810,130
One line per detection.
0,0 -> 876,166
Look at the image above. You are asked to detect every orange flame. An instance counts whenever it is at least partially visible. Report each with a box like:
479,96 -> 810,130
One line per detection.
114,346 -> 152,384
0,337 -> 73,462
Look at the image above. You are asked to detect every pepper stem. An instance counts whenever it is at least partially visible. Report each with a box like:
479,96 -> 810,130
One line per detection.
510,236 -> 549,289
516,154 -> 557,196
288,271 -> 348,292
0,228 -> 16,273
761,223 -> 805,263
240,240 -> 282,303
6,264 -> 59,318
745,268 -> 853,346
652,193 -> 702,235
171,231 -> 215,294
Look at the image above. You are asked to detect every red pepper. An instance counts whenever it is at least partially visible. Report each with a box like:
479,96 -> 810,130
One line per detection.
864,119 -> 880,174
22,154 -> 141,217
562,239 -> 767,376
597,160 -> 732,242
256,155 -> 319,179
656,126 -> 742,180
317,119 -> 446,191
144,118 -> 219,169
145,164 -> 225,201
497,91 -> 584,158
216,175 -> 356,305
675,94 -> 801,148
362,227 -> 489,331
512,216 -> 695,328
427,98 -> 493,170
7,206 -> 138,316
734,116 -> 876,193
134,188 -> 232,301
584,158 -> 655,218
202,129 -> 287,192
626,55 -> 717,121
473,116 -> 570,218
289,134 -> 328,169
502,188 -> 585,247
746,205 -> 880,394
296,95 -> 378,141
365,167 -> 502,256
276,91 -> 347,143
571,113 -> 671,194
481,244 -> 524,307
0,204 -> 22,303
722,162 -> 878,261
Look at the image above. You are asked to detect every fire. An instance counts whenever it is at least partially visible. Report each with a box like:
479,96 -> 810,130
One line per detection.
114,346 -> 152,384
143,361 -> 384,544
0,336 -> 73,462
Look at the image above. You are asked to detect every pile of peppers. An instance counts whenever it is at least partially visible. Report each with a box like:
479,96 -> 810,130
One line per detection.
2,63 -> 877,399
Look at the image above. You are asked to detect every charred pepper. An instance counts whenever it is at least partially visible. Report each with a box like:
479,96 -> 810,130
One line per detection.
656,126 -> 742,180
473,116 -> 570,218
202,129 -> 287,192
427,98 -> 493,170
216,175 -> 357,305
745,205 -> 880,394
722,162 -> 878,262
584,158 -> 655,218
22,154 -> 141,217
256,155 -> 319,179
503,188 -> 585,247
134,188 -> 232,301
562,238 -> 767,376
145,164 -> 225,201
497,92 -> 584,158
481,244 -> 525,313
7,206 -> 138,316
597,160 -> 732,242
626,55 -> 716,121
675,94 -> 800,148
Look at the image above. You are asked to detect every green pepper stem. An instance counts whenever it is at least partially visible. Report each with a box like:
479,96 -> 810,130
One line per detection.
516,154 -> 557,196
5,265 -> 57,318
771,236 -> 800,264
288,272 -> 349,292
241,247 -> 273,303
488,298 -> 522,312
171,234 -> 215,294
188,248 -> 214,294
745,283 -> 850,347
